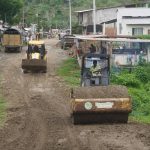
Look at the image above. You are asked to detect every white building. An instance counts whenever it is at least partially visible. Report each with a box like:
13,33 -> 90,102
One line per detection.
76,2 -> 150,36
117,8 -> 150,36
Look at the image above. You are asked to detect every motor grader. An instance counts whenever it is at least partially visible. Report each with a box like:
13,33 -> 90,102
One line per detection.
71,53 -> 132,124
21,40 -> 47,73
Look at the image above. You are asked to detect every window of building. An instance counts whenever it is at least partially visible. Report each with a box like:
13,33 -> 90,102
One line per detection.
119,23 -> 122,34
132,28 -> 143,36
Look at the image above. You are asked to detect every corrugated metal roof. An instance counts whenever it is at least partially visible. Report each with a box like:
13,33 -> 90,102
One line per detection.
75,1 -> 150,13
75,36 -> 150,43
75,9 -> 93,13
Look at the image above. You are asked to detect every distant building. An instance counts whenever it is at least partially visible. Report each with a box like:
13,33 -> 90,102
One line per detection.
76,2 -> 150,35
117,8 -> 150,36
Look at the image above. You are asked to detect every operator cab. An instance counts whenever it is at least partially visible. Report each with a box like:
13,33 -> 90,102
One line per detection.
27,40 -> 46,59
81,53 -> 110,87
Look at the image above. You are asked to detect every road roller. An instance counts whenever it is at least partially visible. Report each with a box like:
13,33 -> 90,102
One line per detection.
71,53 -> 132,124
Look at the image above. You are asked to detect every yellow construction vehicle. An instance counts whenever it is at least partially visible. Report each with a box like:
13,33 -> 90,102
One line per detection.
21,40 -> 47,73
71,53 -> 132,124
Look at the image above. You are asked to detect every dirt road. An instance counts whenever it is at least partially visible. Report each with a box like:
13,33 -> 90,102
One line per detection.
0,39 -> 149,150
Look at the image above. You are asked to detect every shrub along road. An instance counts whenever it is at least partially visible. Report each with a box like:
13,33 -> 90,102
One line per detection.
0,39 -> 149,150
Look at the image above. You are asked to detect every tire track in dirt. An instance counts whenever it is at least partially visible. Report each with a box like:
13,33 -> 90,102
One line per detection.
0,48 -> 50,150
1,42 -> 64,150
0,39 -> 150,150
0,40 -> 79,150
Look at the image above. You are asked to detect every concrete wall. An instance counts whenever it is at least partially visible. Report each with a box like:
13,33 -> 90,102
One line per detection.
112,54 -> 139,65
79,7 -> 119,27
112,53 -> 150,65
78,7 -> 150,37
96,8 -> 118,24
82,11 -> 93,26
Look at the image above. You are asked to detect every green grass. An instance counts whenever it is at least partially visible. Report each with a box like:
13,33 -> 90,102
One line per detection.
0,76 -> 6,126
0,95 -> 6,126
130,116 -> 150,124
57,58 -> 80,87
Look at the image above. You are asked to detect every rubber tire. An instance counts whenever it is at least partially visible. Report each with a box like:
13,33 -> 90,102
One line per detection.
18,47 -> 22,53
23,69 -> 28,74
42,70 -> 47,73
4,48 -> 8,53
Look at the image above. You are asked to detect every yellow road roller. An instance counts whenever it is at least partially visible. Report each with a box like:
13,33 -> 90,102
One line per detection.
71,53 -> 132,124
22,40 -> 47,73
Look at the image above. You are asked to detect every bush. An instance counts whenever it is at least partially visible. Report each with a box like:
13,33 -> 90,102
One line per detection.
129,88 -> 150,109
134,66 -> 149,83
111,64 -> 150,123
112,73 -> 141,88
145,82 -> 150,92
137,35 -> 150,39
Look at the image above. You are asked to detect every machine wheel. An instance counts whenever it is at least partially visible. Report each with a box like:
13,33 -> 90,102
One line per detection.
72,113 -> 129,124
23,69 -> 28,74
4,47 -> 8,53
72,114 -> 82,125
81,81 -> 85,87
18,47 -> 22,53
63,44 -> 66,50
71,115 -> 78,125
42,69 -> 47,73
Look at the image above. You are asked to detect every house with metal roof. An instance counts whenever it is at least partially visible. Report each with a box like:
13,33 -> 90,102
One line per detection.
117,8 -> 150,36
76,1 -> 150,35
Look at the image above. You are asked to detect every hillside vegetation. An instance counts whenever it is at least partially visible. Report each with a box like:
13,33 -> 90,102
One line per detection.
24,0 -> 145,29
0,0 -> 23,24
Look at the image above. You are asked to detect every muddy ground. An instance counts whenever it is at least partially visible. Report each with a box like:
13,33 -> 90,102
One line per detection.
0,39 -> 149,150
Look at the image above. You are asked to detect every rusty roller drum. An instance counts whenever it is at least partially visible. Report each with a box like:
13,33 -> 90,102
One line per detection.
22,59 -> 47,72
71,85 -> 132,124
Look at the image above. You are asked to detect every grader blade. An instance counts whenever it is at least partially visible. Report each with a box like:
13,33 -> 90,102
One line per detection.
22,59 -> 47,72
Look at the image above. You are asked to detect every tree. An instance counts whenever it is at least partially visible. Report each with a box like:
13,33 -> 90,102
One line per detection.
0,0 -> 23,24
22,0 -> 145,30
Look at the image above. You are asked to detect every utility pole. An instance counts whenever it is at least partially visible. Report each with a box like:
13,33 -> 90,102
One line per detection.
22,0 -> 25,28
5,14 -> 7,24
69,0 -> 72,35
36,13 -> 40,32
35,13 -> 40,40
93,0 -> 96,34
23,8 -> 25,28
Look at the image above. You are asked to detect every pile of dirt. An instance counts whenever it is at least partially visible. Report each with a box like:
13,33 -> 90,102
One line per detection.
72,85 -> 129,99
